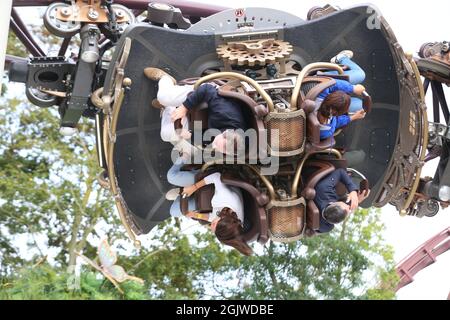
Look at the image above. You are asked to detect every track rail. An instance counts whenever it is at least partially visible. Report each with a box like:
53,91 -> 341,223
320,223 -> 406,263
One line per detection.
396,227 -> 450,291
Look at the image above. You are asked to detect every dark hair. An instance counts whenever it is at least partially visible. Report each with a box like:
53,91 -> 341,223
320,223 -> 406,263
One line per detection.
323,203 -> 347,224
215,207 -> 253,256
319,91 -> 351,118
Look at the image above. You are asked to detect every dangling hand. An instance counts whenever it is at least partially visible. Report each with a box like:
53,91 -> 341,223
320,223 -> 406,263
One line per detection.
350,109 -> 366,121
358,189 -> 371,203
347,191 -> 359,212
171,105 -> 188,122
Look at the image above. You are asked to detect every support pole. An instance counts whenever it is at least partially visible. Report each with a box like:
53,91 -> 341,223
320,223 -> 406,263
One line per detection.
0,0 -> 13,94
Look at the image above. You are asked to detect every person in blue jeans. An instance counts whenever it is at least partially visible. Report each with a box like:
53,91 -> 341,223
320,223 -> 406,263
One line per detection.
316,50 -> 367,114
313,50 -> 369,139
317,91 -> 366,140
166,156 -> 199,218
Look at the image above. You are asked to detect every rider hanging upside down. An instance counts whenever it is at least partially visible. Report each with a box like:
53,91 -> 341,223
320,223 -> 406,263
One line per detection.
144,67 -> 251,256
316,50 -> 369,140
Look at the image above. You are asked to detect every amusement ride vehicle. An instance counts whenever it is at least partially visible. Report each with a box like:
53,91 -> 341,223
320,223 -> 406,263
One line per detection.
3,1 -> 450,252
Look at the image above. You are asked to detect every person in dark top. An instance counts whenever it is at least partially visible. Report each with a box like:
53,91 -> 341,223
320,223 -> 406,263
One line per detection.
171,83 -> 247,155
144,67 -> 246,155
173,83 -> 247,132
313,168 -> 370,233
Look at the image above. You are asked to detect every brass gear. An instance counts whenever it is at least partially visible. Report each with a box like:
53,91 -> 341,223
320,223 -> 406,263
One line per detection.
217,39 -> 293,67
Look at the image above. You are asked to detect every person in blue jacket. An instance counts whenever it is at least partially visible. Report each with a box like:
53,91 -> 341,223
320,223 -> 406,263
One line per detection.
312,51 -> 369,140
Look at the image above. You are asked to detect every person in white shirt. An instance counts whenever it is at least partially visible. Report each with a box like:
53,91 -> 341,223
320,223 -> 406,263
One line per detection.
182,172 -> 253,256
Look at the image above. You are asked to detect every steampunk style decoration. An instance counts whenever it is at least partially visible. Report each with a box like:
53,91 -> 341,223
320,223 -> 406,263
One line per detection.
217,39 -> 293,69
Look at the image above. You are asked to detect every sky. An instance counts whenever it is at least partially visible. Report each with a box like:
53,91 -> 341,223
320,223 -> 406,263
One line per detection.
3,0 -> 450,300
192,0 -> 450,300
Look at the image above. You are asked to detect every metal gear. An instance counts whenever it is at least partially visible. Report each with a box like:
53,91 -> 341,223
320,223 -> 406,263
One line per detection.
217,39 -> 293,67
43,2 -> 81,38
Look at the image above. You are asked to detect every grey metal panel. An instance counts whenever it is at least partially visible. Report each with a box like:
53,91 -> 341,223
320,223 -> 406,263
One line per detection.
187,7 -> 305,34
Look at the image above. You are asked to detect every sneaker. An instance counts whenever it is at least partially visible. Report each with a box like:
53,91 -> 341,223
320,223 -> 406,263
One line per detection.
151,98 -> 164,109
143,67 -> 176,83
330,50 -> 354,64
165,188 -> 181,201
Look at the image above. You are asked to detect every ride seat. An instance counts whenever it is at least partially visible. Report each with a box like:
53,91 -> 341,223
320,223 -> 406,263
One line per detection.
176,85 -> 268,159
301,159 -> 370,231
217,87 -> 268,160
301,160 -> 336,230
299,76 -> 337,152
180,171 -> 269,244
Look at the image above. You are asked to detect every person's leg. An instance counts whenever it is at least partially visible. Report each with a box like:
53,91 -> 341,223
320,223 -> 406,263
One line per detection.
349,97 -> 363,113
167,157 -> 197,187
339,57 -> 366,85
169,196 -> 196,217
157,75 -> 194,108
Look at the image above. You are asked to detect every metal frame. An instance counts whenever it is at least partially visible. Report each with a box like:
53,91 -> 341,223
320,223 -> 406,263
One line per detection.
6,0 -> 227,63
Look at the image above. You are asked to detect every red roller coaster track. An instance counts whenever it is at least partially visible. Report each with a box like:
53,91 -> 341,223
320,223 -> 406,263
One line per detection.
395,227 -> 450,296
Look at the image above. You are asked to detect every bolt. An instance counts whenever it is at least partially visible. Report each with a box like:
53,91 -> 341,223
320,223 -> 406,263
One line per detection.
123,78 -> 132,87
61,8 -> 71,17
115,9 -> 124,18
88,8 -> 99,21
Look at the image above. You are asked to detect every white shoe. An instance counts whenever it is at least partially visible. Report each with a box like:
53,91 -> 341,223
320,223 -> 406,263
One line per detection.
165,188 -> 181,201
330,50 -> 354,64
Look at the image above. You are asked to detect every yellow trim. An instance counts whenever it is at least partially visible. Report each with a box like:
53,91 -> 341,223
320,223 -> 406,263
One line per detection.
106,88 -> 141,247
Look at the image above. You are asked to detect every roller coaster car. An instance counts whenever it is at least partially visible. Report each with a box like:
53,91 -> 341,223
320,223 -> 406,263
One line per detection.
96,5 -> 427,244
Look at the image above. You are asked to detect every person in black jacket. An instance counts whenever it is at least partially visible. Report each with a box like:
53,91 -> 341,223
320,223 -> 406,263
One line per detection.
313,168 -> 370,234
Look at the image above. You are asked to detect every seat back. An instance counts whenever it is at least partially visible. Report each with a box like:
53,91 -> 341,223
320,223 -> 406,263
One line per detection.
220,173 -> 269,244
299,77 -> 337,151
301,160 -> 336,230
299,76 -> 336,106
217,88 -> 268,160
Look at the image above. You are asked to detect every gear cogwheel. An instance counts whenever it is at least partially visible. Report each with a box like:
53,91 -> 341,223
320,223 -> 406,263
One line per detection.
217,39 -> 293,67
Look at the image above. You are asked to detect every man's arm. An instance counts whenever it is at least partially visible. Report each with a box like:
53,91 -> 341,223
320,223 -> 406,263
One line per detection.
337,168 -> 359,211
172,84 -> 217,122
337,168 -> 359,193
183,83 -> 216,110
